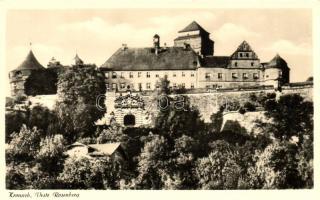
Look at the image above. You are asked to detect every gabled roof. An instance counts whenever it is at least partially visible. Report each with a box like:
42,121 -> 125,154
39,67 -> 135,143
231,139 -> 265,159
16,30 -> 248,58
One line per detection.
14,50 -> 45,71
230,41 -> 259,60
88,143 -> 121,156
178,21 -> 209,34
201,56 -> 230,68
100,47 -> 199,71
265,54 -> 289,69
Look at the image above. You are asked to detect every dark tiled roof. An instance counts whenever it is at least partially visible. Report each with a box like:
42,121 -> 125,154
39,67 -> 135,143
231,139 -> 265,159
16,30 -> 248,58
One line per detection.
14,50 -> 45,71
201,56 -> 230,68
230,41 -> 258,60
100,47 -> 199,71
178,21 -> 209,34
174,34 -> 200,41
265,54 -> 289,69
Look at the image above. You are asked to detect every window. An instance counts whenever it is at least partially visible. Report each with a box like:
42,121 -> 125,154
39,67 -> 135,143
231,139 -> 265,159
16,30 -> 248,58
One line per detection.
246,53 -> 249,57
156,84 -> 160,89
138,72 -> 141,78
146,83 -> 151,89
243,73 -> 248,79
191,83 -> 194,89
218,73 -> 222,79
234,62 -> 238,67
205,73 -> 211,79
120,72 -> 124,78
155,74 -> 159,78
138,83 -> 142,91
112,83 -> 117,89
253,73 -> 259,79
181,83 -> 185,88
239,53 -> 243,57
105,73 -> 109,79
173,73 -> 176,77
112,72 -> 117,79
147,72 -> 150,78
173,83 -> 177,88
191,73 -> 195,77
182,72 -> 185,77
129,72 -> 133,78
120,83 -> 125,89
232,73 -> 238,78
251,62 -> 254,67
106,83 -> 109,89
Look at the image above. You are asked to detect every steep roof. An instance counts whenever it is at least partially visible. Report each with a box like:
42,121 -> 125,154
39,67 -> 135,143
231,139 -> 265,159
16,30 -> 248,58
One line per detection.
100,47 -> 199,71
14,50 -> 45,71
74,54 -> 84,65
230,41 -> 259,60
178,21 -> 209,34
201,56 -> 230,68
265,54 -> 289,69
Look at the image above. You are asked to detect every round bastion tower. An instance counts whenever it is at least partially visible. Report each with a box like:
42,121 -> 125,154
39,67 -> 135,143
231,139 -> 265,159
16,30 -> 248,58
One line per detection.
264,54 -> 290,89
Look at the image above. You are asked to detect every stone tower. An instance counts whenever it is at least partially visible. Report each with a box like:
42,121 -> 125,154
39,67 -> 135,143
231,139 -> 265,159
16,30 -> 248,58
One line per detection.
264,54 -> 290,88
174,21 -> 214,56
9,50 -> 45,96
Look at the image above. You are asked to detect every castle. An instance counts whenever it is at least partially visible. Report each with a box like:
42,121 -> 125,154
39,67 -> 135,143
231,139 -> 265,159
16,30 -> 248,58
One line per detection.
100,21 -> 290,92
9,21 -> 290,97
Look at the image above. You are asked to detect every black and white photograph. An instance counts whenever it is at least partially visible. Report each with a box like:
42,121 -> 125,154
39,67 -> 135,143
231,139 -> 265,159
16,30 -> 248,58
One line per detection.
1,0 -> 318,197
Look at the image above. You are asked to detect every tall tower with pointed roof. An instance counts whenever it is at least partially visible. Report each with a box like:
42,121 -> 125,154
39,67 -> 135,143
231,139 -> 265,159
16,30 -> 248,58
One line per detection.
174,21 -> 214,56
9,50 -> 45,96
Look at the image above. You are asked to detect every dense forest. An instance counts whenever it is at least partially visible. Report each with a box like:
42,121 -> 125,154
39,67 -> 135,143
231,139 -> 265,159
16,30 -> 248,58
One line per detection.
5,65 -> 313,189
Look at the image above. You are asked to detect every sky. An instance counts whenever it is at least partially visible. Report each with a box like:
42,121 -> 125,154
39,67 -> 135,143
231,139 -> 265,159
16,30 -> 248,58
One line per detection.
5,9 -> 313,95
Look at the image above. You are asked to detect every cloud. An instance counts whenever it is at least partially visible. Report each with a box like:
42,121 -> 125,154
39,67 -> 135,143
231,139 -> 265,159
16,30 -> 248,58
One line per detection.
214,23 -> 260,42
264,39 -> 312,55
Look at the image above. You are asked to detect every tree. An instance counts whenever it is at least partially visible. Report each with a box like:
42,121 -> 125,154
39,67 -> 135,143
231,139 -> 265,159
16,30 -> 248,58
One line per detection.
7,125 -> 42,163
195,140 -> 241,189
154,95 -> 204,139
209,106 -> 224,133
5,111 -> 28,143
262,94 -> 313,143
55,65 -> 106,141
24,69 -> 58,96
36,134 -> 66,174
254,141 -> 302,189
28,105 -> 57,134
136,134 -> 171,189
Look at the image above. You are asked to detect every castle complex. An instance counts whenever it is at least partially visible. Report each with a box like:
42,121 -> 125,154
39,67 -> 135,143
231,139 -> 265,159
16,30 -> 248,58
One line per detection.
100,21 -> 290,92
9,21 -> 291,97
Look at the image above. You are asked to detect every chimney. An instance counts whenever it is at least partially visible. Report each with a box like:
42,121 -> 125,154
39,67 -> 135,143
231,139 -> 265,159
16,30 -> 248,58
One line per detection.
122,44 -> 128,50
153,34 -> 160,55
163,43 -> 167,50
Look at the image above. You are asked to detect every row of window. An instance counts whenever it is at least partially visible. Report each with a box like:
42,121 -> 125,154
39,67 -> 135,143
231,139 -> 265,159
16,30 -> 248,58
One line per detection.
234,62 -> 255,67
205,72 -> 259,79
106,82 -> 194,90
106,71 -> 195,79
